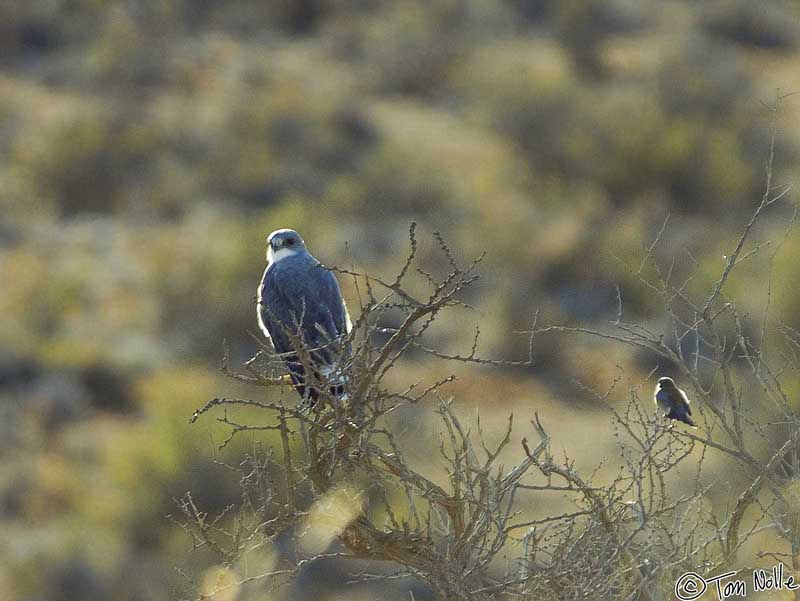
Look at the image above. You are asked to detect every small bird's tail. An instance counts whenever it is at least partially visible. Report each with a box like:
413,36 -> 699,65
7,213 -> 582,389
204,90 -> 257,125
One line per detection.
668,408 -> 696,427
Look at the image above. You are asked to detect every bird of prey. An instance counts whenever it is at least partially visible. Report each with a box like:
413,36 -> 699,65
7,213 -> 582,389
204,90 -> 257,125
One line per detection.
654,377 -> 696,427
257,228 -> 351,404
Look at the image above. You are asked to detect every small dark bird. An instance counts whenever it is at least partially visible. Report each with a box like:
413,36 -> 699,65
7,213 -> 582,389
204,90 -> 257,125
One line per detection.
654,377 -> 696,427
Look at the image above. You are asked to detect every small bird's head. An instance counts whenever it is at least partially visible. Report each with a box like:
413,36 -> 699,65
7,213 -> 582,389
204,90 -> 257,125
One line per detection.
267,228 -> 308,262
657,376 -> 676,389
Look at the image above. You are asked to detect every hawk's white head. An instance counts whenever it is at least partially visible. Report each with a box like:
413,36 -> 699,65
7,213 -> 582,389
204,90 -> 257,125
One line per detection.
267,228 -> 308,264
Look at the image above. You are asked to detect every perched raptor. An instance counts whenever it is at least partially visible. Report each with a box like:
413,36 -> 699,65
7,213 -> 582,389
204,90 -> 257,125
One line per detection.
654,376 -> 696,427
257,228 -> 351,403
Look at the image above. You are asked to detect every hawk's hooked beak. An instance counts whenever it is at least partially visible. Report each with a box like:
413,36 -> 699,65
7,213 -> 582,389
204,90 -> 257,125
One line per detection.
266,237 -> 281,258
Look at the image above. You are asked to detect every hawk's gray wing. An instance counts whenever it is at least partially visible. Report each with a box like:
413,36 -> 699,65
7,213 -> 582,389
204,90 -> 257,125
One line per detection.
258,255 -> 348,364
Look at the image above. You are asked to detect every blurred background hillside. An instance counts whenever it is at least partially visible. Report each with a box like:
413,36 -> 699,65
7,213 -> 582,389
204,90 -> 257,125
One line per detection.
2,1 -> 800,599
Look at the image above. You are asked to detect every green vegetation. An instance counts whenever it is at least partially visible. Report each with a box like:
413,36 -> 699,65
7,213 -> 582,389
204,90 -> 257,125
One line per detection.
2,1 -> 800,599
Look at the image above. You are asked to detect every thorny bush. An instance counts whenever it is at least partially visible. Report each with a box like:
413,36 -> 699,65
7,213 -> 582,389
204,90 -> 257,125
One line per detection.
183,103 -> 800,601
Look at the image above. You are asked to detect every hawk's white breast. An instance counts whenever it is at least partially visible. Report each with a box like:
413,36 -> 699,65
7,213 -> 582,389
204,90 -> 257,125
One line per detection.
267,246 -> 301,264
